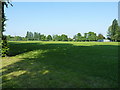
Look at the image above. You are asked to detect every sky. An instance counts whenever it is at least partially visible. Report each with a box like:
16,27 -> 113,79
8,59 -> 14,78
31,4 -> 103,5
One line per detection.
4,2 -> 118,38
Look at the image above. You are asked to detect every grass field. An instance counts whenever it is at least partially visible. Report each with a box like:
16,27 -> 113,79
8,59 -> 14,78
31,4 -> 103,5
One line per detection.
1,41 -> 119,88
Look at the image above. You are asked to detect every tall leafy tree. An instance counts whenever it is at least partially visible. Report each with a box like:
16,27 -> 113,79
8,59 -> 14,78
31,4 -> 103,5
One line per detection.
107,19 -> 120,41
26,31 -> 29,40
97,34 -> 105,40
87,32 -> 97,41
76,33 -> 82,41
26,31 -> 34,40
61,34 -> 68,41
73,33 -> 84,41
73,35 -> 77,41
83,33 -> 88,41
0,0 -> 12,57
38,33 -> 41,40
47,35 -> 52,41
34,32 -> 39,40
53,35 -> 61,41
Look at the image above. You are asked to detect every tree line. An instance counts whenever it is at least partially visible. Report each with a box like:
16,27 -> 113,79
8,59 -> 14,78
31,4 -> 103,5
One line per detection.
7,31 -> 105,42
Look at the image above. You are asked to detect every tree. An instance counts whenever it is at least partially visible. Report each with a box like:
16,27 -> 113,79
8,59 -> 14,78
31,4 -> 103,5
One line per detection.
107,19 -> 120,41
40,34 -> 46,41
97,34 -> 105,40
26,31 -> 34,40
114,26 -> 120,41
14,36 -> 23,41
52,34 -> 61,41
83,33 -> 88,41
0,0 -> 12,57
47,35 -> 52,41
26,31 -> 29,40
7,35 -> 11,40
34,32 -> 39,40
68,37 -> 73,41
7,35 -> 27,41
61,34 -> 68,41
73,35 -> 77,41
77,33 -> 82,41
77,33 -> 81,37
87,32 -> 97,41
73,33 -> 83,41
38,33 -> 41,40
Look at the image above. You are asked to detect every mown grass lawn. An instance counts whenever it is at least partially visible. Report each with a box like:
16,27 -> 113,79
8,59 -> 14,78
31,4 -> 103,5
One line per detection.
1,41 -> 119,88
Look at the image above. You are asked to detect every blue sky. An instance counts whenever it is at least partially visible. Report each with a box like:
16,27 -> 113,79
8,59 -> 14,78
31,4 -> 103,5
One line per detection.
4,2 -> 118,38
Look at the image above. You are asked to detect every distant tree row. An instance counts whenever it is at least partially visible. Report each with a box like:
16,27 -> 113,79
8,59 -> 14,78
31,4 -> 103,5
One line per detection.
73,32 -> 105,41
7,35 -> 26,41
7,31 -> 105,41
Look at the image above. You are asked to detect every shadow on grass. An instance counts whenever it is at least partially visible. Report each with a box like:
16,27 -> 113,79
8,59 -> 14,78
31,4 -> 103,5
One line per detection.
8,42 -> 75,56
8,42 -> 44,56
2,42 -> 119,88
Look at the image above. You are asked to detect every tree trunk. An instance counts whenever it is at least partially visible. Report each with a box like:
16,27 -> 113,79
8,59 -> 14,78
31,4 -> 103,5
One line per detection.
118,2 -> 120,26
0,1 -> 2,42
0,2 -> 2,88
0,2 -> 4,40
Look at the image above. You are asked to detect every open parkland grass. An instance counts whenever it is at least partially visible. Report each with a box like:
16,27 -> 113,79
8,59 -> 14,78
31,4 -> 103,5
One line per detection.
1,41 -> 119,88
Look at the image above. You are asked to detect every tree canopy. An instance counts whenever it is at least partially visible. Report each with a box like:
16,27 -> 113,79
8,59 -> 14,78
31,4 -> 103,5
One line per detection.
107,19 -> 120,41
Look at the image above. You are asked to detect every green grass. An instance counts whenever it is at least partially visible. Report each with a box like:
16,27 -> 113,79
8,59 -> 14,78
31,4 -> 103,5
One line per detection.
1,41 -> 119,88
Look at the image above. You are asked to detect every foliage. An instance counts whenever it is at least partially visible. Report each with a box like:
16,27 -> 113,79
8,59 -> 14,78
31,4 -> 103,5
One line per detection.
0,1 -> 11,57
68,38 -> 73,41
34,32 -> 40,40
97,34 -> 105,40
46,35 -> 52,41
26,31 -> 34,40
87,32 -> 97,41
107,19 -> 120,41
1,35 -> 9,57
7,31 -> 107,42
7,35 -> 27,41
73,33 -> 82,41
61,34 -> 68,41
52,34 -> 61,41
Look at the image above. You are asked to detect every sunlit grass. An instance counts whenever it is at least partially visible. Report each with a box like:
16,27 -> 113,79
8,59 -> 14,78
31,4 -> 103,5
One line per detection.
1,41 -> 119,88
